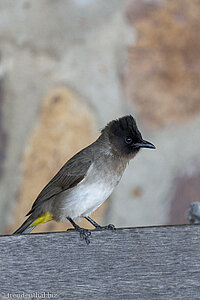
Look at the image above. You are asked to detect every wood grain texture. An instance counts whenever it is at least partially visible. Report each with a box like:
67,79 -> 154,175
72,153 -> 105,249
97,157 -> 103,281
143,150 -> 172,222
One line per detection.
0,225 -> 200,300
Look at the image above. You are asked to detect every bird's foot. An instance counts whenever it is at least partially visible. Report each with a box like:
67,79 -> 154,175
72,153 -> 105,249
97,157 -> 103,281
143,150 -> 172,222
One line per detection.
67,227 -> 91,244
84,216 -> 116,231
79,228 -> 91,244
95,223 -> 116,231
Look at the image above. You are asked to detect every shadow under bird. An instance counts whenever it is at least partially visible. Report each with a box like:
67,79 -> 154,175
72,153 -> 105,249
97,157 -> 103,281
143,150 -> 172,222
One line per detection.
14,115 -> 155,244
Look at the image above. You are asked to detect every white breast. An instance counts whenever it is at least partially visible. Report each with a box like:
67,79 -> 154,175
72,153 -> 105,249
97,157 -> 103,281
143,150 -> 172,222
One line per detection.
59,162 -> 123,221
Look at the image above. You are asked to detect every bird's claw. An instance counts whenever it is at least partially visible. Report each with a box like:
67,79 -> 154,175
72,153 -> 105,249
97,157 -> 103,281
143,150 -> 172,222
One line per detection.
67,223 -> 115,244
106,224 -> 116,230
79,228 -> 91,244
95,223 -> 116,230
67,227 -> 91,244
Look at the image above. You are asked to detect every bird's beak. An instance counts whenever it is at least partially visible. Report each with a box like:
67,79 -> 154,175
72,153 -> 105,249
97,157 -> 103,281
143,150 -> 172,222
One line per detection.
133,140 -> 156,149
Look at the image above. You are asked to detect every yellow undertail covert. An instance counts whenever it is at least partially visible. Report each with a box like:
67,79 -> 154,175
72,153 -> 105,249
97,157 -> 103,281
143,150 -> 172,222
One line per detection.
30,211 -> 53,227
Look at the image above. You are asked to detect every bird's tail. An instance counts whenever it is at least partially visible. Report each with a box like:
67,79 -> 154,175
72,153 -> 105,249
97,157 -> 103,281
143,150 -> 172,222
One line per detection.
13,215 -> 36,234
13,211 -> 53,234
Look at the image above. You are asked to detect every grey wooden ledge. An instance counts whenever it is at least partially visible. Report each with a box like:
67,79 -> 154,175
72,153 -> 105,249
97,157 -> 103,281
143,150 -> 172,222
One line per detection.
0,225 -> 200,300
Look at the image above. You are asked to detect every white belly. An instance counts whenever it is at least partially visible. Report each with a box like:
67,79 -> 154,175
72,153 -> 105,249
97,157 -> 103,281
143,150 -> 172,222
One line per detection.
59,180 -> 115,220
57,160 -> 125,221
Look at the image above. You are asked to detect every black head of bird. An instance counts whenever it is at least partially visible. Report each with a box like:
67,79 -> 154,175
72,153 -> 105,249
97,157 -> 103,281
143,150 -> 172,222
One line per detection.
101,115 -> 155,158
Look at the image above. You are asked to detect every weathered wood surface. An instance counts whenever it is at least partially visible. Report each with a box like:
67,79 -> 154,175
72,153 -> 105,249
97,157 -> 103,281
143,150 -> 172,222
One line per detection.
0,225 -> 200,300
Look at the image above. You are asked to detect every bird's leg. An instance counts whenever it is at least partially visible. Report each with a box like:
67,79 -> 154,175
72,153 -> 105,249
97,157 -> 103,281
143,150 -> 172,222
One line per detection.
85,216 -> 116,230
67,217 -> 91,245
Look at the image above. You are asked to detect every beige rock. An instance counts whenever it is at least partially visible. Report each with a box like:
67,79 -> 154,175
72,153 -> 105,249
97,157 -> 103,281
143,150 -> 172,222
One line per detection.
9,86 -> 107,234
125,0 -> 200,128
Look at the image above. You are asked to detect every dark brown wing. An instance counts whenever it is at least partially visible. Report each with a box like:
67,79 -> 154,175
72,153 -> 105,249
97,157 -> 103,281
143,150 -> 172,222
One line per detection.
27,148 -> 93,215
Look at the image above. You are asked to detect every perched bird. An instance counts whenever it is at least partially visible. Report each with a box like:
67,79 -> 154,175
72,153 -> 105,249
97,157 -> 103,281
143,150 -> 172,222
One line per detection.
14,115 -> 155,243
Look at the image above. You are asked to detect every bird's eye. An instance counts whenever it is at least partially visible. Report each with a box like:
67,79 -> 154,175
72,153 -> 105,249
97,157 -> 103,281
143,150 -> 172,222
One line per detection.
125,137 -> 132,144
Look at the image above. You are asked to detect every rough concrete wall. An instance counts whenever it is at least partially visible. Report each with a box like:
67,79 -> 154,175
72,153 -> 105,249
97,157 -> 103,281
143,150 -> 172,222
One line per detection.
0,0 -> 200,234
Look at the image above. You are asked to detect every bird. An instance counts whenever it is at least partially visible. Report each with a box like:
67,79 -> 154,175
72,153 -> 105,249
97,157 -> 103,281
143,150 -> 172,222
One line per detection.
14,115 -> 155,243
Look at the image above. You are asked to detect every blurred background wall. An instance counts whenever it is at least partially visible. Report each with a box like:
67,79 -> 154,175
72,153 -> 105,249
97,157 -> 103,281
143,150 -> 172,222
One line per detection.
0,0 -> 200,234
